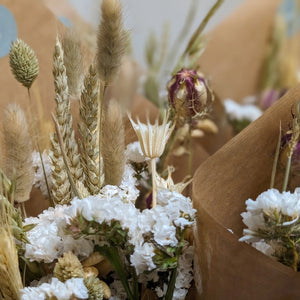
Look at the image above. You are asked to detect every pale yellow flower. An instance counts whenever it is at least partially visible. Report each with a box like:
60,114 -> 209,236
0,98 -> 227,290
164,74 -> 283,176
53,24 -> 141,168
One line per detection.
128,111 -> 174,159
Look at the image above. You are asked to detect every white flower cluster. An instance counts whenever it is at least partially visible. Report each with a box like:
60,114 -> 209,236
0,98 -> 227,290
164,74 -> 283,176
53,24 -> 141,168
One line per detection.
224,99 -> 262,122
240,189 -> 300,256
32,150 -> 53,197
20,277 -> 88,300
24,205 -> 93,263
23,164 -> 195,297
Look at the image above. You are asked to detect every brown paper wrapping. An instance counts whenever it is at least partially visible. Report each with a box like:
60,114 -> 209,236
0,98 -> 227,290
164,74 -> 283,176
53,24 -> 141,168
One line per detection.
192,85 -> 300,299
199,0 -> 281,102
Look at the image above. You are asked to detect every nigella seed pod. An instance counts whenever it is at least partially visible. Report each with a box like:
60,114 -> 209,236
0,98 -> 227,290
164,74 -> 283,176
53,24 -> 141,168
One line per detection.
280,133 -> 300,176
167,68 -> 214,122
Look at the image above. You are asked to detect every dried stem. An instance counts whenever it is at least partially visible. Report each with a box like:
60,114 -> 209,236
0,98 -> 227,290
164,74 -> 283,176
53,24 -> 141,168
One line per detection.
270,123 -> 281,189
151,159 -> 157,208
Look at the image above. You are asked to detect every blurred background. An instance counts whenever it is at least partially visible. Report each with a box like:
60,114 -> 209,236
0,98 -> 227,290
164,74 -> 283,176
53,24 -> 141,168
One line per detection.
44,0 -> 245,67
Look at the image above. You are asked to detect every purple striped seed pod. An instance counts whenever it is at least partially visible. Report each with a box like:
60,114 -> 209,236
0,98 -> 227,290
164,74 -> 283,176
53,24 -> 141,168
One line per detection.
167,68 -> 213,122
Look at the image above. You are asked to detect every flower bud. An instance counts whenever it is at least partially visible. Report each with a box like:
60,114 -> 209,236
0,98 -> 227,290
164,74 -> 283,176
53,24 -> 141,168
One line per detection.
280,133 -> 300,176
167,68 -> 213,122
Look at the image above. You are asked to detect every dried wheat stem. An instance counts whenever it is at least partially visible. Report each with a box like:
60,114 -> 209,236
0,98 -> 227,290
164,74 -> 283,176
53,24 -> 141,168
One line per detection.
79,65 -> 103,194
102,100 -> 125,186
3,104 -> 34,203
50,37 -> 87,204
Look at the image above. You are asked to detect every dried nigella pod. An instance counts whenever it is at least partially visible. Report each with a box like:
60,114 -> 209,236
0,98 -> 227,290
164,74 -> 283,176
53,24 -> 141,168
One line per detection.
167,68 -> 214,123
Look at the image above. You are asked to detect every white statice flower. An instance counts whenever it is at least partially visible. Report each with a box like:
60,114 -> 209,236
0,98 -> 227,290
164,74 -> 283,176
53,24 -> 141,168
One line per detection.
240,189 -> 300,255
24,205 -> 93,263
125,141 -> 146,163
240,188 -> 300,242
251,240 -> 275,257
32,150 -> 52,197
224,99 -> 262,122
174,246 -> 194,300
101,164 -> 139,203
130,243 -> 156,275
21,278 -> 88,300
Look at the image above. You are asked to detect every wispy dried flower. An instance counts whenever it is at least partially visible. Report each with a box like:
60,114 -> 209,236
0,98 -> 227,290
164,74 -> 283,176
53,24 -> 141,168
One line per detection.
102,99 -> 125,186
3,104 -> 34,203
54,251 -> 84,282
62,31 -> 84,99
9,38 -> 39,89
78,65 -> 102,194
50,37 -> 87,204
128,111 -> 174,159
96,0 -> 128,84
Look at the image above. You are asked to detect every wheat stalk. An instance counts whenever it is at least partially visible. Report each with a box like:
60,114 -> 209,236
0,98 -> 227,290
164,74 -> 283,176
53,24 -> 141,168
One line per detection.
3,104 -> 34,203
50,37 -> 87,204
102,100 -> 125,186
78,65 -> 103,194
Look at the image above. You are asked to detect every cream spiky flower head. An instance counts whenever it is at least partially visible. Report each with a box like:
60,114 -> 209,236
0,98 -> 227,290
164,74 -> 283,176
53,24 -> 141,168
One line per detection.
9,38 -> 39,89
128,110 -> 175,159
155,166 -> 192,193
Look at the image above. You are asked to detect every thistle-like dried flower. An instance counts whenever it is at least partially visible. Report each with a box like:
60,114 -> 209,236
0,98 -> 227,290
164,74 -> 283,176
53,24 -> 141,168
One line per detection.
128,111 -> 174,159
167,68 -> 214,122
96,0 -> 128,84
53,251 -> 85,282
84,276 -> 104,300
102,99 -> 125,186
79,65 -> 102,194
3,104 -> 34,203
9,38 -> 39,89
62,31 -> 84,99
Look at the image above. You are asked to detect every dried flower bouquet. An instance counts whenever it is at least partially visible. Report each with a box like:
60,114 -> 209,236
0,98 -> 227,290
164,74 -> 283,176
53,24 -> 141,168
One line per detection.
0,0 -> 225,299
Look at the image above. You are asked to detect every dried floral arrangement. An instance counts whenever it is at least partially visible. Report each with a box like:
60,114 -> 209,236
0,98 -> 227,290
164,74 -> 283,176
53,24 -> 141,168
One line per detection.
0,0 -> 226,299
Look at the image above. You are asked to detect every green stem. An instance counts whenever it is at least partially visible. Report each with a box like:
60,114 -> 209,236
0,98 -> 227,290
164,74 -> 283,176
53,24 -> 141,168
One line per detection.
164,267 -> 178,300
97,246 -> 136,300
287,236 -> 298,271
175,0 -> 223,71
282,155 -> 292,192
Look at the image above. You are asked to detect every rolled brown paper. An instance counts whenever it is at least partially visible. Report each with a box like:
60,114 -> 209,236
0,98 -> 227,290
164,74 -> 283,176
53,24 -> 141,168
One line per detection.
192,85 -> 300,299
199,0 -> 281,102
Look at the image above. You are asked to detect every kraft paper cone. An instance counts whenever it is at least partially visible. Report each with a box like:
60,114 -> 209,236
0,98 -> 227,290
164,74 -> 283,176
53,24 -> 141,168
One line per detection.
199,0 -> 281,102
192,85 -> 300,299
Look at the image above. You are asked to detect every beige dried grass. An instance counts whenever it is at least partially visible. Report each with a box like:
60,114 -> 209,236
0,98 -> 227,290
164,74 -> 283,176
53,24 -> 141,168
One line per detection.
96,0 -> 128,84
102,99 -> 125,186
0,195 -> 22,299
61,30 -> 84,99
3,104 -> 34,203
